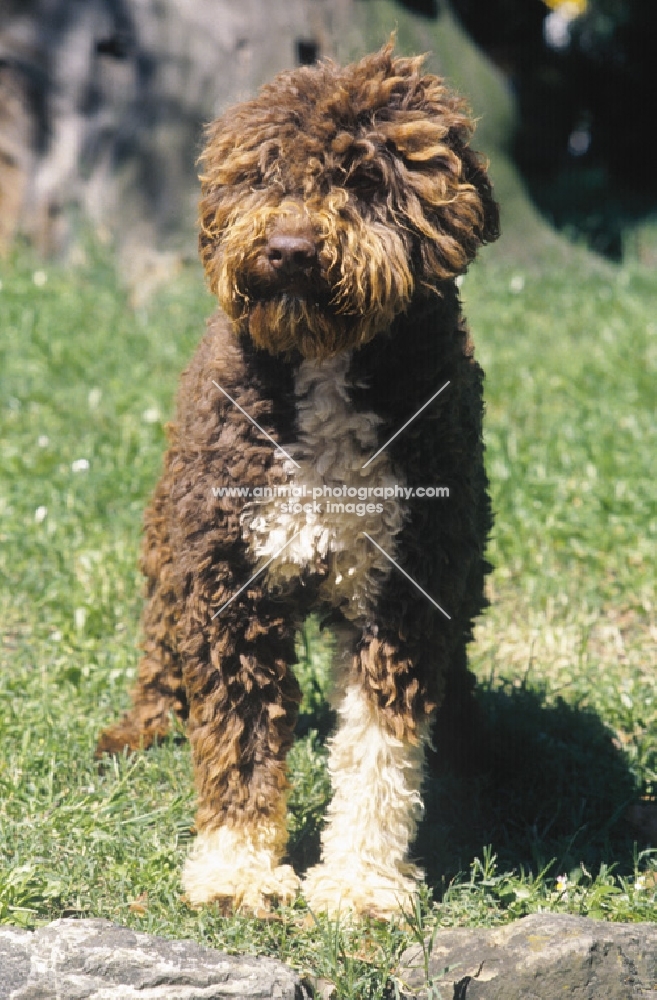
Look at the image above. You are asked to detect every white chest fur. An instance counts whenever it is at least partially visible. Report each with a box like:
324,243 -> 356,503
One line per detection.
241,353 -> 406,620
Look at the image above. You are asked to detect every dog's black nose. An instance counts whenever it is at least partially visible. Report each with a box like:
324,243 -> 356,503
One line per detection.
267,234 -> 317,272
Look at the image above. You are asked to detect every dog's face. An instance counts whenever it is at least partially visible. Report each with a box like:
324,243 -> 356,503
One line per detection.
199,42 -> 499,359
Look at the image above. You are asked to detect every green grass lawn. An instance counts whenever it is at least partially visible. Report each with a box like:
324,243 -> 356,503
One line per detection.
0,241 -> 655,997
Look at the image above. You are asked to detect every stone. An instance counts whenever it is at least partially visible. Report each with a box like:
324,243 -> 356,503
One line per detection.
0,918 -> 306,1000
399,913 -> 657,999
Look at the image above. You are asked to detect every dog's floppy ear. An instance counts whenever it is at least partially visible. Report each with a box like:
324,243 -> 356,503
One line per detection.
392,114 -> 500,279
458,142 -> 500,246
197,116 -> 252,277
373,54 -> 500,280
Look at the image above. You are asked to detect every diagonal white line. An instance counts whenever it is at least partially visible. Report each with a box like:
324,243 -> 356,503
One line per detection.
362,532 -> 451,620
212,380 -> 300,468
211,531 -> 302,619
361,381 -> 450,469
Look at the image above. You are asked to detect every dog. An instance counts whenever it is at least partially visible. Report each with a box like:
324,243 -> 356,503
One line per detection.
97,40 -> 499,918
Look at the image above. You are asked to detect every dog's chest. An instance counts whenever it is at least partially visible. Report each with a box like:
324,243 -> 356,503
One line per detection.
241,354 -> 406,619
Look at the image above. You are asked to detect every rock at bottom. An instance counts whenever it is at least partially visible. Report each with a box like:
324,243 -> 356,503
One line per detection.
0,918 -> 305,1000
399,912 -> 657,999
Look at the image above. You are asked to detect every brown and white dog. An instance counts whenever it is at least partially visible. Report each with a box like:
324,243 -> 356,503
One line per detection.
97,41 -> 499,918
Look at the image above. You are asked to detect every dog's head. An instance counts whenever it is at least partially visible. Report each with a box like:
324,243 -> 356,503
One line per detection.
199,41 -> 499,359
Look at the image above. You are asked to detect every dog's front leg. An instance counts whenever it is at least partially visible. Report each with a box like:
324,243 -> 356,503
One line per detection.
303,634 -> 431,919
180,584 -> 301,912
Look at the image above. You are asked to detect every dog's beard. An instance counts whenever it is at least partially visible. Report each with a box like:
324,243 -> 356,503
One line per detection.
245,295 -> 381,359
216,210 -> 415,358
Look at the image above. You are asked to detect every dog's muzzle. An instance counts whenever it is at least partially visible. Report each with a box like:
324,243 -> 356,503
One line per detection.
251,220 -> 321,296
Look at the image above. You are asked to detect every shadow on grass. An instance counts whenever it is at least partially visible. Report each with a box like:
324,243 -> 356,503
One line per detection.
420,683 -> 642,892
288,683 -> 643,888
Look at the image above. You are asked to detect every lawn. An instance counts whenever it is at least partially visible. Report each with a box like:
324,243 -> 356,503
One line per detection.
0,240 -> 655,997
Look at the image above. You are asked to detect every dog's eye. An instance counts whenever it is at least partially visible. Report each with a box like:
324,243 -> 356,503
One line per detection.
344,164 -> 385,194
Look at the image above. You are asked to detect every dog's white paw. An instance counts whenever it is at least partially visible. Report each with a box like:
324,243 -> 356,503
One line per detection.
303,860 -> 422,919
182,826 -> 300,912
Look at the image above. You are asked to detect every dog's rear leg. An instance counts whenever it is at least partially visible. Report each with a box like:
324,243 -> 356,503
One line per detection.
95,583 -> 186,756
96,489 -> 186,757
180,585 -> 302,912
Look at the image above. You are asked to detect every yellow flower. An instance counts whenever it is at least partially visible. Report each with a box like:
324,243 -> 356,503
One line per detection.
543,0 -> 587,13
555,874 -> 570,893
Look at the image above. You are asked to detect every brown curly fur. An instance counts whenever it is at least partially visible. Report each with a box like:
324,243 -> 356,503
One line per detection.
97,41 -> 499,916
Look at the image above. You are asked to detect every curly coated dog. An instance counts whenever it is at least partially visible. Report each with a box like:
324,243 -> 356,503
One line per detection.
97,41 -> 500,917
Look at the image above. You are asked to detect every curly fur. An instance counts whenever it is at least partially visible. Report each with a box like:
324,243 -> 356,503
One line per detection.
97,40 -> 499,918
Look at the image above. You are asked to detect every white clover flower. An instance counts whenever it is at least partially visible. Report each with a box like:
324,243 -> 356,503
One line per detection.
88,388 -> 102,409
509,274 -> 525,293
34,506 -> 47,523
38,435 -> 49,448
71,458 -> 90,472
33,270 -> 48,287
142,407 -> 160,423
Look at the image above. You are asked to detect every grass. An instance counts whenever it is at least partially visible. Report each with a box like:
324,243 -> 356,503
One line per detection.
0,240 -> 656,997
